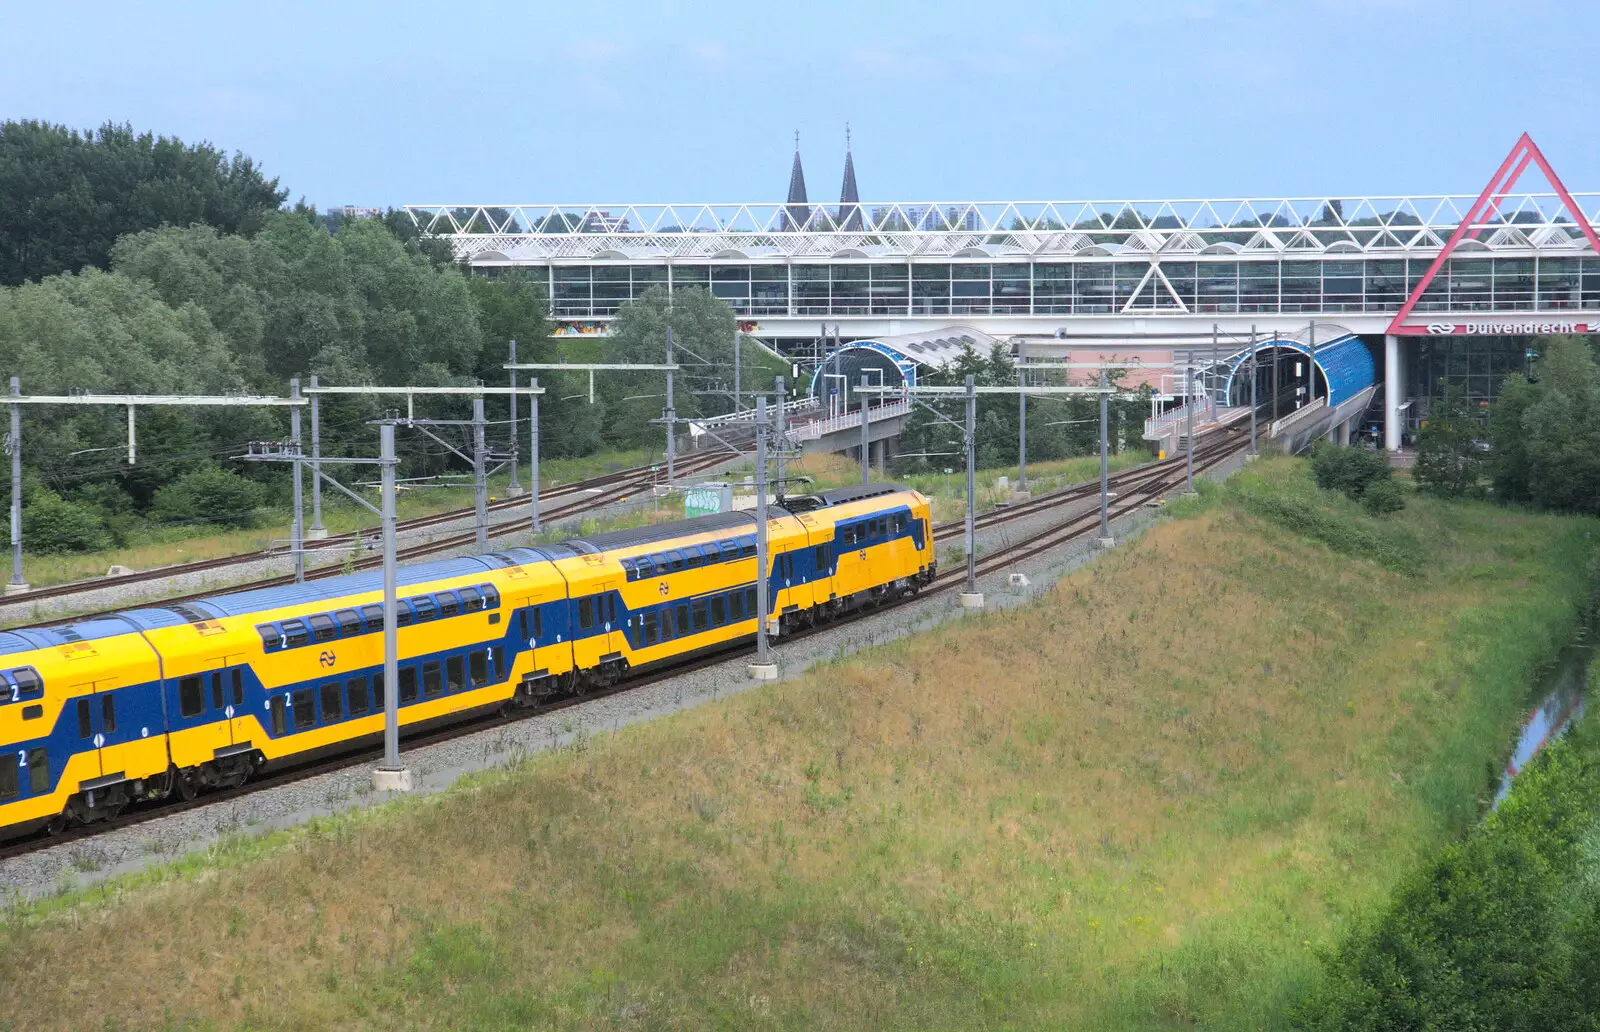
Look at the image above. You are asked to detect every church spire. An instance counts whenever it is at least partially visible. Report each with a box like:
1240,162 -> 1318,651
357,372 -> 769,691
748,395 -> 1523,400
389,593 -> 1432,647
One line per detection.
837,123 -> 862,231
784,130 -> 810,231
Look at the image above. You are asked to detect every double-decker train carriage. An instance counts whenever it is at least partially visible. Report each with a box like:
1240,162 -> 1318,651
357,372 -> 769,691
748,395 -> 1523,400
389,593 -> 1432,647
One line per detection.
0,483 -> 933,839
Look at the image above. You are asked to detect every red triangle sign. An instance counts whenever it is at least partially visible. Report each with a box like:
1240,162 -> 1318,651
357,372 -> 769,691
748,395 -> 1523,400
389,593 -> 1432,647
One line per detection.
1387,133 -> 1600,335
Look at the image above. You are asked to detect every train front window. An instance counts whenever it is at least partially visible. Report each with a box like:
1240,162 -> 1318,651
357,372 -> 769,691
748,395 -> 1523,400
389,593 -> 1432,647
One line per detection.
578,597 -> 595,630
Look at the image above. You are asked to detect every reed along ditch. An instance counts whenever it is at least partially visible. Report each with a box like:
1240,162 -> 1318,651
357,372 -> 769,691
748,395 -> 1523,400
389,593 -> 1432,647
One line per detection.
1,457 -> 1598,1032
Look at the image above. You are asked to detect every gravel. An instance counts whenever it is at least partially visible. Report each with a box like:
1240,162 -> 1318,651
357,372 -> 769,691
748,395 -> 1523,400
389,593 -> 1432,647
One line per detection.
0,453 -> 1244,900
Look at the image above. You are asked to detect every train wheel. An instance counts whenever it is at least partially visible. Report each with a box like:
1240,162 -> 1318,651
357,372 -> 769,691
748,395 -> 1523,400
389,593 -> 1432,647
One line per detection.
45,811 -> 69,836
175,769 -> 199,802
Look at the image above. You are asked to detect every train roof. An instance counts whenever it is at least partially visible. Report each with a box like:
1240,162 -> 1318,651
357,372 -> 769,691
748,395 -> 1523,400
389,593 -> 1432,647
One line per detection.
0,485 -> 925,659
565,509 -> 772,555
0,548 -> 560,655
816,483 -> 912,505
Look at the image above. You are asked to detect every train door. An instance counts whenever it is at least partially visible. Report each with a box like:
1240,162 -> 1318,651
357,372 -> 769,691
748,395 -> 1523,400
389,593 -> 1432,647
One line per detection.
596,580 -> 622,657
66,683 -> 103,780
166,665 -> 231,763
217,655 -> 253,747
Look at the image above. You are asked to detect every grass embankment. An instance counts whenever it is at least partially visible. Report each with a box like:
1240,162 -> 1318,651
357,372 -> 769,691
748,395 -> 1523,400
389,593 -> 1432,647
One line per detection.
2,459 -> 1596,1031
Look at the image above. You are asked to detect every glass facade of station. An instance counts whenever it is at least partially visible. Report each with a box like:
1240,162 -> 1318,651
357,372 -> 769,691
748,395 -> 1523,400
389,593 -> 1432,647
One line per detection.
535,256 -> 1600,319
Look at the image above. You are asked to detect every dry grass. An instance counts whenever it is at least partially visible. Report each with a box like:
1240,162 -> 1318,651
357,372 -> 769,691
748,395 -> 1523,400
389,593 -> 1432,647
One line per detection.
1,460 -> 1593,1031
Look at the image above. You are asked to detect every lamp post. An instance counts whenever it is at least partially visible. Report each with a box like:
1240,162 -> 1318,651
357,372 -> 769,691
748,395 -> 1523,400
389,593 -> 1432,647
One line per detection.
748,397 -> 777,680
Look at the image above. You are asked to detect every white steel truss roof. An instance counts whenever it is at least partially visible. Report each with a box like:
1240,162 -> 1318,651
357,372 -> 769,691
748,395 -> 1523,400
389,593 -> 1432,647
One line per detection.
404,194 -> 1600,263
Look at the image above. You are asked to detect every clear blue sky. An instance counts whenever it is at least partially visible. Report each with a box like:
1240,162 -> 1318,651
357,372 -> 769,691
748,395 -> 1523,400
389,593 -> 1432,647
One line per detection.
5,0 -> 1597,208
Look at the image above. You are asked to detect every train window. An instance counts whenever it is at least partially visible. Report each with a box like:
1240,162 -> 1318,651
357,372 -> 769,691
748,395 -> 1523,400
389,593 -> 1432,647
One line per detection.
101,694 -> 116,734
210,672 -> 224,711
10,667 -> 41,698
292,688 -> 315,729
490,647 -> 505,681
399,667 -> 418,703
674,603 -> 690,635
257,624 -> 283,651
309,615 -> 337,643
650,555 -> 668,576
0,754 -> 16,800
459,586 -> 484,611
179,677 -> 203,718
437,592 -> 461,618
270,696 -> 286,735
320,682 -> 343,722
815,544 -> 829,571
231,668 -> 244,706
334,609 -> 363,636
532,607 -> 543,637
837,525 -> 852,546
691,600 -> 708,631
480,584 -> 500,609
21,704 -> 41,720
372,672 -> 385,710
605,595 -> 617,625
740,539 -> 756,559
879,518 -> 890,537
469,651 -> 489,688
446,656 -> 465,693
360,604 -> 385,630
684,547 -> 703,569
347,676 -> 369,716
642,610 -> 659,644
422,661 -> 442,699
621,558 -> 637,581
578,597 -> 595,631
668,551 -> 686,572
27,748 -> 47,795
894,513 -> 907,532
710,596 -> 726,625
394,603 -> 414,628
731,590 -> 745,621
282,619 -> 310,648
411,596 -> 438,622
745,588 -> 758,617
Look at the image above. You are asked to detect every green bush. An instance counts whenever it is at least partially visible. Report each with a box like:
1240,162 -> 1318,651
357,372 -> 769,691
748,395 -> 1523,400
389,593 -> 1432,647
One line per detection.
22,489 -> 111,553
1294,709 -> 1600,1030
1311,443 -> 1394,502
1229,469 -> 1423,575
149,466 -> 266,529
1360,477 -> 1406,516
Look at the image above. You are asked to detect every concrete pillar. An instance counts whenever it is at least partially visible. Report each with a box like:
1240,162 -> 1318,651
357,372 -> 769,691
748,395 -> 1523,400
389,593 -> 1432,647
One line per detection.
1384,334 -> 1402,452
1337,419 -> 1350,446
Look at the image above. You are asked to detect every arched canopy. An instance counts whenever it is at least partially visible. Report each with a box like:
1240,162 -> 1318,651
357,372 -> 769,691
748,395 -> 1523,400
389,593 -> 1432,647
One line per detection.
807,326 -> 997,405
1218,331 -> 1375,406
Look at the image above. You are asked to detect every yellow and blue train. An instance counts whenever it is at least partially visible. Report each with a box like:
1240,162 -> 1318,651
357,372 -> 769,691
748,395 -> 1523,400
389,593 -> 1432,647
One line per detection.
0,483 -> 933,838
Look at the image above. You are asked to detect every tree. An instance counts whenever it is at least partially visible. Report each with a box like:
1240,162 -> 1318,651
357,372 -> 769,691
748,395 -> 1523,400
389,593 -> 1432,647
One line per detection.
0,120 -> 285,286
1413,381 -> 1484,498
601,286 -> 745,450
1481,336 -> 1600,515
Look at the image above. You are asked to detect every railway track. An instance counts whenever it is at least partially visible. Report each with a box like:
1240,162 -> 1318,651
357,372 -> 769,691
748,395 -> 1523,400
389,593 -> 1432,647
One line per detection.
0,434 -> 1247,864
2,452 -> 742,608
4,448 -> 743,626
